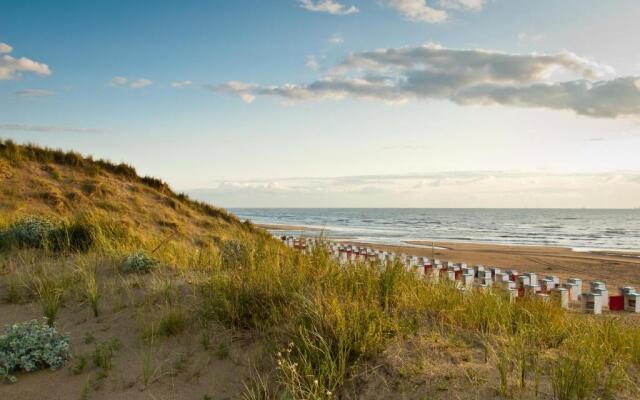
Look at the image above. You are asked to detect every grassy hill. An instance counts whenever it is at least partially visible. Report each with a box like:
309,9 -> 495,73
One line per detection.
0,140 -> 262,249
1,140 -> 639,400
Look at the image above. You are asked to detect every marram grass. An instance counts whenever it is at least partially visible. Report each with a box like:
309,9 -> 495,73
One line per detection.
1,216 -> 639,398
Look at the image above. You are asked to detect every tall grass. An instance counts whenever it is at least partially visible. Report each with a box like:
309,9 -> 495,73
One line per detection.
75,260 -> 101,317
192,237 -> 640,399
2,206 -> 639,398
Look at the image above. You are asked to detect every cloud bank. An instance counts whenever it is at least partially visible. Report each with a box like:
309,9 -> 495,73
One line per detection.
298,0 -> 358,15
0,42 -> 51,81
0,123 -> 103,134
213,44 -> 640,118
188,171 -> 640,208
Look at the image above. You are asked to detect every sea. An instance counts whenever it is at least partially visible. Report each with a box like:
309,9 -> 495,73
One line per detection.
229,208 -> 640,252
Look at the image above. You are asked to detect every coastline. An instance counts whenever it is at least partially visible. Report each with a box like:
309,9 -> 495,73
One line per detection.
259,223 -> 640,288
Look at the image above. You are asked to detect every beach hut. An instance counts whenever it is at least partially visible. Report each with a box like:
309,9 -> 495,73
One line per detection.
523,272 -> 538,286
462,272 -> 474,288
562,281 -> 581,302
495,272 -> 510,285
525,284 -> 540,297
591,282 -> 609,309
619,287 -> 636,296
446,270 -> 456,281
624,292 -> 640,313
539,278 -> 555,293
505,281 -> 517,291
581,292 -> 603,315
551,287 -> 569,309
568,278 -> 583,300
517,275 -> 530,288
545,276 -> 560,288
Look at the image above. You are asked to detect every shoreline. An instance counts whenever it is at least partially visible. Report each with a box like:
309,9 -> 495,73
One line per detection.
259,223 -> 640,289
338,240 -> 640,289
257,223 -> 640,254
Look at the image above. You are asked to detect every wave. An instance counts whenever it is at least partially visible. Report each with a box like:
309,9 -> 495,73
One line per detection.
232,209 -> 640,251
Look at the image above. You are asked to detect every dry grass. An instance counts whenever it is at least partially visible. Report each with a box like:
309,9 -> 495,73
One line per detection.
1,141 -> 640,399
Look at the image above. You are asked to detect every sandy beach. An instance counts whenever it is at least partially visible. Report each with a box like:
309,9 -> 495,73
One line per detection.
256,223 -> 323,231
334,240 -> 640,289
258,221 -> 640,289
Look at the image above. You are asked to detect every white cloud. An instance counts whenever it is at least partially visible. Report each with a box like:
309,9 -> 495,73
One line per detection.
211,81 -> 258,103
14,89 -> 54,97
438,0 -> 484,10
385,0 -> 448,23
0,123 -> 103,134
0,55 -> 51,80
329,33 -> 344,45
109,76 -> 129,86
189,171 -> 640,208
385,0 -> 484,23
298,0 -> 358,15
171,80 -> 193,88
0,42 -> 13,54
306,55 -> 319,70
130,78 -> 153,88
214,44 -> 640,118
109,76 -> 153,89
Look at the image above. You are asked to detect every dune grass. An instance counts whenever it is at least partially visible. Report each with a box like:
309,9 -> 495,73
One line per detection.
1,140 -> 639,398
1,211 -> 639,398
192,239 -> 640,399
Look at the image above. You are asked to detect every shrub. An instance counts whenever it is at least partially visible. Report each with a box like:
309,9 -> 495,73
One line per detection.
0,319 -> 71,383
0,216 -> 95,253
0,216 -> 57,250
121,252 -> 159,274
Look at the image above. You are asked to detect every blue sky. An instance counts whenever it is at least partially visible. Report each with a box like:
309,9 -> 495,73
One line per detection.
1,0 -> 640,207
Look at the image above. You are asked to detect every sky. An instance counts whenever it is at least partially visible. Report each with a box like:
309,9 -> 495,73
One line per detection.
1,0 -> 640,208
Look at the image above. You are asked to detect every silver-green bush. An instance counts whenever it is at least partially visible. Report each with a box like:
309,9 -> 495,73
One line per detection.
121,251 -> 159,273
0,216 -> 57,250
0,319 -> 71,383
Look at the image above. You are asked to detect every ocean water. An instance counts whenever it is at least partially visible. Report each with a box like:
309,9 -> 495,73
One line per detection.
229,208 -> 640,251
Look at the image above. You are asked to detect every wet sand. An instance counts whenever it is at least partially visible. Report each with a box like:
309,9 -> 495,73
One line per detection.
339,240 -> 640,289
257,223 -> 324,231
260,223 -> 640,289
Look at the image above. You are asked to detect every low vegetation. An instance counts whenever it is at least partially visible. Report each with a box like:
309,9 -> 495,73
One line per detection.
121,251 -> 159,274
1,141 -> 639,399
0,319 -> 71,383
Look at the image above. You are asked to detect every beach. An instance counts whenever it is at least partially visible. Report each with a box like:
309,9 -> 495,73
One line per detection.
346,240 -> 640,289
258,221 -> 640,289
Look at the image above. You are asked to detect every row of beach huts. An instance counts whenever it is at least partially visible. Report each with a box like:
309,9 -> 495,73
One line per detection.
280,236 -> 640,315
